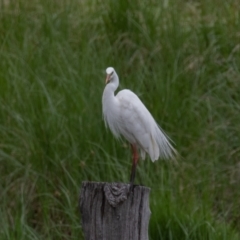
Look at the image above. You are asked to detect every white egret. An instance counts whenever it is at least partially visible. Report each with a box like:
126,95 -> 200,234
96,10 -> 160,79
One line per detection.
102,67 -> 177,185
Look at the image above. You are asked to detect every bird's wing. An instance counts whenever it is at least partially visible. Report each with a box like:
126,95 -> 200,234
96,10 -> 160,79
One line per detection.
116,90 -> 157,157
116,89 -> 176,161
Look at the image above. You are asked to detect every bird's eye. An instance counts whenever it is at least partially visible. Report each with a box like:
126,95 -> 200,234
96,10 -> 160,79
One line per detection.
110,72 -> 114,76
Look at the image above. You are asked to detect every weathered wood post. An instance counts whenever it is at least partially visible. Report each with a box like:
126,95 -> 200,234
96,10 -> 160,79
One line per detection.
79,181 -> 151,240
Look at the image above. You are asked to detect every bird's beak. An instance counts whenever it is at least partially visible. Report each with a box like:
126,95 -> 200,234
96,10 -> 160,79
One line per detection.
105,74 -> 111,84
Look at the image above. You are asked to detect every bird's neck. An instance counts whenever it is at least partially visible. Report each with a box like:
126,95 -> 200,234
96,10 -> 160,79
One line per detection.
103,75 -> 119,97
102,76 -> 119,109
102,82 -> 117,103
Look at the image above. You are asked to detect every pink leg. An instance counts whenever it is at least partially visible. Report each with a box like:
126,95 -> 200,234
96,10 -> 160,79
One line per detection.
130,144 -> 139,186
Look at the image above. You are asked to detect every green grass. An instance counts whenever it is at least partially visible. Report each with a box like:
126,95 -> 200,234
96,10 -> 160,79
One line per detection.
0,0 -> 240,239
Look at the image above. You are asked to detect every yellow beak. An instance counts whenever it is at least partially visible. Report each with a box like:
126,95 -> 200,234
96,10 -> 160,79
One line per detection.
105,74 -> 111,84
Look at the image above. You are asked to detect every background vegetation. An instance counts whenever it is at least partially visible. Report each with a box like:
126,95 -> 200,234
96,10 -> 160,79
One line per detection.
0,0 -> 240,239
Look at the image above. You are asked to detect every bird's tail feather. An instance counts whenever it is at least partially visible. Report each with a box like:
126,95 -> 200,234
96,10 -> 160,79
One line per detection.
149,134 -> 159,162
150,123 -> 177,161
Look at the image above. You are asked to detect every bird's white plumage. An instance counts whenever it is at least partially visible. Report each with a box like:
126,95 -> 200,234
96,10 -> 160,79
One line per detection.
102,67 -> 176,161
106,67 -> 114,75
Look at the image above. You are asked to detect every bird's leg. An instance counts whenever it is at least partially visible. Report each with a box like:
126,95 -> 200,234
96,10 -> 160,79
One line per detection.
130,144 -> 139,189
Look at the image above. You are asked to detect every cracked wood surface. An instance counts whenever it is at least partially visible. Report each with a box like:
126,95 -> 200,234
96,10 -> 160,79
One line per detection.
79,181 -> 151,240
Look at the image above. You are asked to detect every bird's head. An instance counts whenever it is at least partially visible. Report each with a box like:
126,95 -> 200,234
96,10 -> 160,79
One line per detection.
105,67 -> 115,84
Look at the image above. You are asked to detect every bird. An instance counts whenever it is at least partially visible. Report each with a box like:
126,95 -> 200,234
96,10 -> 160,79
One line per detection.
102,67 -> 177,186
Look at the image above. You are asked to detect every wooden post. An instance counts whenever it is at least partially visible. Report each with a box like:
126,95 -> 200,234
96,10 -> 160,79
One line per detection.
79,181 -> 151,240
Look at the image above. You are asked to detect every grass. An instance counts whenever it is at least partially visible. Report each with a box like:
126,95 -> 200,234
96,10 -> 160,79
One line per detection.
0,0 -> 240,239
